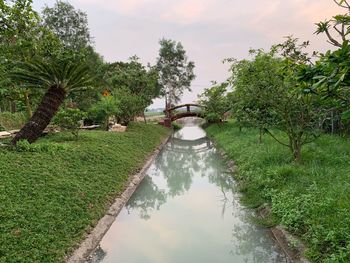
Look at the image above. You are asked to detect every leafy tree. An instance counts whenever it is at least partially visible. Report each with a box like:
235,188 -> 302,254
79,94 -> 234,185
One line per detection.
198,82 -> 230,123
0,0 -> 64,116
106,56 -> 161,124
228,50 -> 283,142
301,1 -> 350,134
1,0 -> 38,113
156,38 -> 195,109
10,58 -> 94,144
315,0 -> 350,47
112,89 -> 144,125
41,1 -> 109,113
68,46 -> 107,111
42,0 -> 91,50
0,0 -> 39,49
299,42 -> 350,134
228,39 -> 324,162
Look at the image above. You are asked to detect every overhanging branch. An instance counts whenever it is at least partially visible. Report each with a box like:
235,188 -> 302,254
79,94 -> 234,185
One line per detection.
264,129 -> 290,148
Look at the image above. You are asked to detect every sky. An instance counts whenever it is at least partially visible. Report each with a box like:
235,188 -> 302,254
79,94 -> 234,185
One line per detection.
33,0 -> 343,108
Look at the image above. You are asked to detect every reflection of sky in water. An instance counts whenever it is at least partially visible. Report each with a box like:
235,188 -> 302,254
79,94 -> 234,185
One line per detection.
89,122 -> 287,263
173,125 -> 206,140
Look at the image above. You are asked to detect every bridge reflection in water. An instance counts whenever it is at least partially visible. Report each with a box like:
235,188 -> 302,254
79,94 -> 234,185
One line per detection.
166,135 -> 213,154
89,122 -> 287,263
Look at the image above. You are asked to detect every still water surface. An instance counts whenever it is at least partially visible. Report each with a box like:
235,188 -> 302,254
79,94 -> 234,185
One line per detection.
90,122 -> 287,263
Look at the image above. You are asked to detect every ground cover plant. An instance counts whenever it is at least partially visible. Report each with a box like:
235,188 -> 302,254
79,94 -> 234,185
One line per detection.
206,121 -> 350,262
0,123 -> 169,263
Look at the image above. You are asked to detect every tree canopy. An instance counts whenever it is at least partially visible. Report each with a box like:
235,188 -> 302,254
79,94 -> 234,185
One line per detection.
42,0 -> 91,49
156,38 -> 195,109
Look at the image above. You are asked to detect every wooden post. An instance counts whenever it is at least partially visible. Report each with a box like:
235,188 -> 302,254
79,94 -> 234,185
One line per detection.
186,105 -> 190,113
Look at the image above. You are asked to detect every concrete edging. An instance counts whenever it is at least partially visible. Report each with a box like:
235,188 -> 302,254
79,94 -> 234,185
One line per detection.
66,134 -> 170,263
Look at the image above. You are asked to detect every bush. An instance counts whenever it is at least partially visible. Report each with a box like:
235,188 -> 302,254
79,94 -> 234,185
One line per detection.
88,96 -> 120,130
53,108 -> 87,138
15,139 -> 69,153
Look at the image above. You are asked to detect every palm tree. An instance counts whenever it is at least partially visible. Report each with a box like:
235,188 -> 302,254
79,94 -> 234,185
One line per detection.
11,58 -> 94,145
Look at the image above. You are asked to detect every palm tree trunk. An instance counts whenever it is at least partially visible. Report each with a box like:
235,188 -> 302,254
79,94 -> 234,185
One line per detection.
12,86 -> 66,145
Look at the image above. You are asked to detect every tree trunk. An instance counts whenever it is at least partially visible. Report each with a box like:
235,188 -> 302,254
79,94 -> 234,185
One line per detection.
292,140 -> 302,164
259,128 -> 263,143
11,86 -> 66,145
143,112 -> 147,123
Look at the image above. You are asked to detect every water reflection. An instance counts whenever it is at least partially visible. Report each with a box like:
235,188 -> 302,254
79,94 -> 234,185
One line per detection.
89,246 -> 107,263
127,131 -> 213,216
126,176 -> 167,220
231,220 -> 284,263
89,122 -> 287,263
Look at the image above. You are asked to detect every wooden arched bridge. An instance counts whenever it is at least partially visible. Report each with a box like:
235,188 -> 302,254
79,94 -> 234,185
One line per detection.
159,103 -> 205,127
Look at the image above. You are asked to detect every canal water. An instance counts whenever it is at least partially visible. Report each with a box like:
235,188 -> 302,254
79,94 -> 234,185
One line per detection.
90,121 -> 287,263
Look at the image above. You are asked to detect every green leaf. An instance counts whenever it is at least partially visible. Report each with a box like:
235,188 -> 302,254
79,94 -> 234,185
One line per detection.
341,109 -> 350,120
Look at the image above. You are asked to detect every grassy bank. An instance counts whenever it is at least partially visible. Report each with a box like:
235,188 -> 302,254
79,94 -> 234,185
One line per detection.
206,122 -> 350,262
0,123 -> 169,263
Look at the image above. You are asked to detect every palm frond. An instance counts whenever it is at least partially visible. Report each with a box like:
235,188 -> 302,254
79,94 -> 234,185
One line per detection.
11,58 -> 96,93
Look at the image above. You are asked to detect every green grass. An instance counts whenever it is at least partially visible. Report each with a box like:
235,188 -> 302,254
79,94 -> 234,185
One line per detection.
144,111 -> 164,117
0,123 -> 169,263
206,121 -> 350,263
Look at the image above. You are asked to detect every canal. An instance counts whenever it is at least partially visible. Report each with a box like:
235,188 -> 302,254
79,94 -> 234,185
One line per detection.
89,121 -> 287,263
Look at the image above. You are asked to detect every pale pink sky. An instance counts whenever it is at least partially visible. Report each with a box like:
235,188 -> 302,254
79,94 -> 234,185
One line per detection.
34,0 -> 342,108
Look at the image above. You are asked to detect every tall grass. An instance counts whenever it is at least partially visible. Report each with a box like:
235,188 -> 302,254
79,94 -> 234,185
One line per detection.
0,111 -> 27,131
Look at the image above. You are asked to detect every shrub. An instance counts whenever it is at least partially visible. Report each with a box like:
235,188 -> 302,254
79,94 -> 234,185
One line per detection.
15,139 -> 69,153
53,108 -> 87,138
88,96 -> 120,130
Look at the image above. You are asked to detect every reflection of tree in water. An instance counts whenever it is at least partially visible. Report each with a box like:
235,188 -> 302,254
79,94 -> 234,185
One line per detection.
202,150 -> 234,191
230,210 -> 287,263
198,149 -> 287,262
199,148 -> 237,217
125,135 -> 214,219
155,144 -> 201,197
125,176 -> 166,220
126,134 -> 240,219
